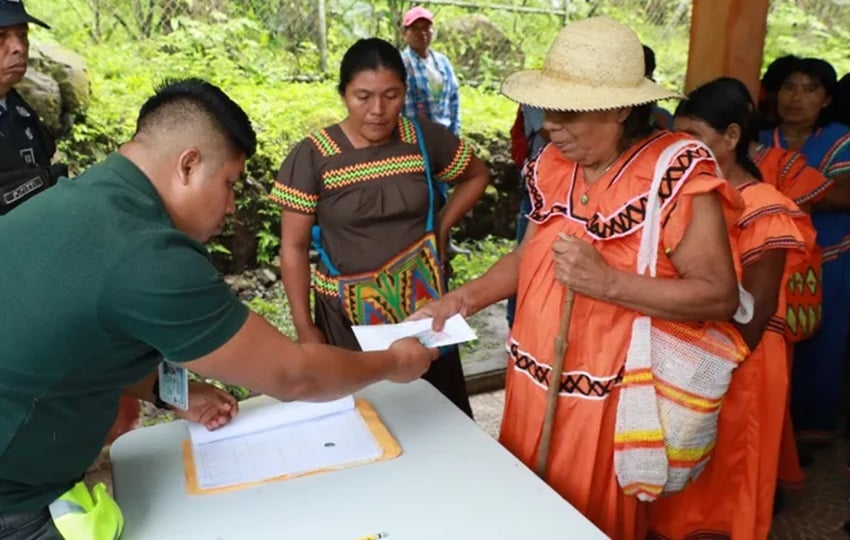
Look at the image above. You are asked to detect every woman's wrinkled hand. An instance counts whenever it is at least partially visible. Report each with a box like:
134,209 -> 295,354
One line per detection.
406,292 -> 468,331
551,233 -> 615,299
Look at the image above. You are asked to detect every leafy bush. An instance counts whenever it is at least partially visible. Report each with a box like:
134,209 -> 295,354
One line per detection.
449,236 -> 515,290
32,12 -> 515,271
29,0 -> 850,273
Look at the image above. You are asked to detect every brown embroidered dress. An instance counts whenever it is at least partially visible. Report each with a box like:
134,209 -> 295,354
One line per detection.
272,117 -> 473,415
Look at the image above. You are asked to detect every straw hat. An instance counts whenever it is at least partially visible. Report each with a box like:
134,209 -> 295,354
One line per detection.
501,17 -> 681,112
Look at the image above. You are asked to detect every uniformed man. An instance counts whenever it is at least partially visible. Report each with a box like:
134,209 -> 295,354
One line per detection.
0,78 -> 436,539
0,0 -> 66,215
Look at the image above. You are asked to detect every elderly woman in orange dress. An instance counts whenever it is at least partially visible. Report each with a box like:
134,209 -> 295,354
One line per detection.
412,17 -> 749,539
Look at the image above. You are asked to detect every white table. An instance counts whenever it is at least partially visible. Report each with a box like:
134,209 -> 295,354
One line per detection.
111,380 -> 607,539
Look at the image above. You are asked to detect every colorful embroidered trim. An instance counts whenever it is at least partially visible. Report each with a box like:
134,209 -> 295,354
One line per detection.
526,138 -> 712,240
737,204 -> 805,229
270,183 -> 319,213
507,339 -> 623,399
525,135 -> 662,226
767,315 -> 787,335
739,236 -> 807,267
308,129 -> 342,157
398,117 -> 418,145
322,154 -> 425,190
437,140 -> 473,182
820,131 -> 850,176
797,178 -> 834,205
313,234 -> 443,325
822,235 -> 850,262
341,234 -> 442,325
312,269 -> 337,297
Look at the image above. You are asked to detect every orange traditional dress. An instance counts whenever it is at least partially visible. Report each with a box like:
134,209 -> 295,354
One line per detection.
751,144 -> 828,490
648,182 -> 814,540
503,132 -> 743,540
750,143 -> 833,207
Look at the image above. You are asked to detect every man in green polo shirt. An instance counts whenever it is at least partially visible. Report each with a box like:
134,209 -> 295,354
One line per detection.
0,78 -> 437,539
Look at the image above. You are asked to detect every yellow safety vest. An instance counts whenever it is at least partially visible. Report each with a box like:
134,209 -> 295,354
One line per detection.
48,481 -> 124,540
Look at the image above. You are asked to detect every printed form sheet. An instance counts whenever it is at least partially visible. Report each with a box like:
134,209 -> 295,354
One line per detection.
188,396 -> 382,489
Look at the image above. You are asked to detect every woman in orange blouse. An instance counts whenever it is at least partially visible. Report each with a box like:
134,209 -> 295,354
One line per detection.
649,77 -> 815,539
413,18 -> 747,539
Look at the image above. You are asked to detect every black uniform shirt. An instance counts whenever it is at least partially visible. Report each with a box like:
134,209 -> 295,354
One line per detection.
0,89 -> 57,213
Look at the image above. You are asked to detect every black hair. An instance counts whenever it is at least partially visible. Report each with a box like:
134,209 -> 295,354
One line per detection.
676,77 -> 763,180
779,57 -> 838,126
762,55 -> 800,93
835,73 -> 850,127
621,104 -> 654,147
642,45 -> 656,80
338,38 -> 407,95
136,78 -> 257,158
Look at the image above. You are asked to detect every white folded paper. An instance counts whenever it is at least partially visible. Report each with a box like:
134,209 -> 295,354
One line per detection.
352,314 -> 478,351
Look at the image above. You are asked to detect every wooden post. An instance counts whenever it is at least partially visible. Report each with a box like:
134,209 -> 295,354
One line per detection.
317,0 -> 328,74
685,0 -> 770,100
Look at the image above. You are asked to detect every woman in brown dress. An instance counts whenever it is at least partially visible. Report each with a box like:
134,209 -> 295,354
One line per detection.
272,38 -> 489,415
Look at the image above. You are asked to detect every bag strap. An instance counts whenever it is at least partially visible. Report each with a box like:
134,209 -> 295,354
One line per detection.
311,223 -> 340,276
637,139 -> 711,278
410,118 -> 437,233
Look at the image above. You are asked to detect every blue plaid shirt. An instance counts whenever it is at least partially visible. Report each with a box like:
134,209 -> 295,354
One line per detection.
401,47 -> 461,136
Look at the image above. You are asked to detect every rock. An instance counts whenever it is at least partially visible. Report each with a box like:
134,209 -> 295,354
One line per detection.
260,268 -> 278,287
438,15 -> 525,85
230,275 -> 254,294
29,42 -> 90,115
15,41 -> 91,136
15,69 -> 61,133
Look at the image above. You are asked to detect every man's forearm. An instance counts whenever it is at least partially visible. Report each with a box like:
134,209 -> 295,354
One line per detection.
286,345 -> 398,402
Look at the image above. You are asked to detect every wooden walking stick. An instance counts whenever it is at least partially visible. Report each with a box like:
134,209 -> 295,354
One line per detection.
535,288 -> 576,478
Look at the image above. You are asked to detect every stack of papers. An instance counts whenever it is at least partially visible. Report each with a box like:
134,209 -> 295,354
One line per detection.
187,396 -> 382,490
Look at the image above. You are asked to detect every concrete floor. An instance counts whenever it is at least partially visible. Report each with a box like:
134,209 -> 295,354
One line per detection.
469,390 -> 850,539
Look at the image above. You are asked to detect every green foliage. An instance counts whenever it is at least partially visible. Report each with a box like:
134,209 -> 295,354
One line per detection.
449,236 -> 514,291
29,0 -> 850,270
246,289 -> 297,339
764,2 -> 850,75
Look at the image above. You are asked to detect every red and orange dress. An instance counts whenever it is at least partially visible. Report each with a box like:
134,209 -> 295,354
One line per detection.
649,181 -> 813,539
751,143 -> 827,490
503,132 -> 743,539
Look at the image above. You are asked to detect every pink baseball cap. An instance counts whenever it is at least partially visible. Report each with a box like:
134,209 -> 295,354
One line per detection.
403,6 -> 434,27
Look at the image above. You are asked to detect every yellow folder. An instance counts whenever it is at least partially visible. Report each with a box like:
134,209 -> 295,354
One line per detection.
181,399 -> 402,495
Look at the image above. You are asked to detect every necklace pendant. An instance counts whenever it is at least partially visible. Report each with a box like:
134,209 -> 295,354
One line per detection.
580,194 -> 589,205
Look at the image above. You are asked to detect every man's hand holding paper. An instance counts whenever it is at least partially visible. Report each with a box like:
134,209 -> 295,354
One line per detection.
387,338 -> 441,382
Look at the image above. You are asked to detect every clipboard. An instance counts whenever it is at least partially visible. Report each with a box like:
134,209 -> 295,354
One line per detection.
181,399 -> 401,495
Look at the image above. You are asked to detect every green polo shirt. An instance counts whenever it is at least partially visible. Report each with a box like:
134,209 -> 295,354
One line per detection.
0,153 -> 249,512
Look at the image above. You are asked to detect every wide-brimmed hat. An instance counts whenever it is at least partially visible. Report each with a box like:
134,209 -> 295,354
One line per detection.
502,17 -> 680,112
0,0 -> 49,29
